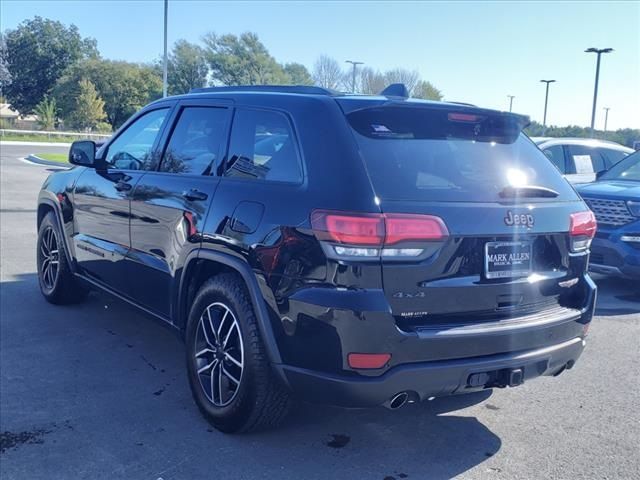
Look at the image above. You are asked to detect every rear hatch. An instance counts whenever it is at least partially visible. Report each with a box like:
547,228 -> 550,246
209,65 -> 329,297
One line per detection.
345,103 -> 593,330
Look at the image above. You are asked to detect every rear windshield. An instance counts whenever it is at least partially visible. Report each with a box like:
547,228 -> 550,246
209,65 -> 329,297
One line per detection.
348,106 -> 577,202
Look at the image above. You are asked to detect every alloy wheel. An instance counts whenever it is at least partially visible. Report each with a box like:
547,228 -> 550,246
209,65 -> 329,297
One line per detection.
194,302 -> 244,407
40,226 -> 60,290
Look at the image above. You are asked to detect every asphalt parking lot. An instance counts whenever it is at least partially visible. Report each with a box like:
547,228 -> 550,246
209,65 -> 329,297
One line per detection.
1,142 -> 639,480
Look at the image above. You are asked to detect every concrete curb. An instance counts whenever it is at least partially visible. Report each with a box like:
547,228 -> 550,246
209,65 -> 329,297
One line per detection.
25,154 -> 71,168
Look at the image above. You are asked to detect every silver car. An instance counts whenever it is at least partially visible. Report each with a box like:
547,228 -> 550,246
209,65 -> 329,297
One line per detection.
532,137 -> 633,184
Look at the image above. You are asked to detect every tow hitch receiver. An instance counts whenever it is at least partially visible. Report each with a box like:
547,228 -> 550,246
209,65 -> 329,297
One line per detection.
467,367 -> 525,389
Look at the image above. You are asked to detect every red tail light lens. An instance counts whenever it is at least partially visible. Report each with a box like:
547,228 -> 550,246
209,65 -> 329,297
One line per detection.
312,212 -> 384,246
570,211 -> 597,238
311,210 -> 448,259
385,214 -> 449,244
570,211 -> 597,252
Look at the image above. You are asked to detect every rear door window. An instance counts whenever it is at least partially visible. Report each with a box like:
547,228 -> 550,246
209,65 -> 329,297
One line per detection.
225,109 -> 302,183
160,106 -> 229,175
347,106 -> 577,202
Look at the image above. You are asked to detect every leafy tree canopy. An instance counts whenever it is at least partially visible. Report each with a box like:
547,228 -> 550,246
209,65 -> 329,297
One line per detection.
0,34 -> 11,92
283,62 -> 313,85
54,58 -> 161,128
34,96 -> 57,130
525,121 -> 639,148
167,39 -> 208,95
4,16 -> 98,113
203,32 -> 288,85
66,79 -> 106,131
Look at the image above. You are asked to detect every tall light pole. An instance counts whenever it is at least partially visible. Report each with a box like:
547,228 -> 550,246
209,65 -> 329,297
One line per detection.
585,47 -> 613,137
345,60 -> 364,93
507,95 -> 515,112
162,0 -> 169,97
540,79 -> 556,134
603,107 -> 610,132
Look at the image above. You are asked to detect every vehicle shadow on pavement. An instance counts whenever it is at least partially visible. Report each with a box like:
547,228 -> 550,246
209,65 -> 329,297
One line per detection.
592,274 -> 640,316
1,274 -> 500,480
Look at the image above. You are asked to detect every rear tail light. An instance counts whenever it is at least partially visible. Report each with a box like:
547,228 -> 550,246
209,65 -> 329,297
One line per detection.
570,211 -> 597,252
311,210 -> 448,259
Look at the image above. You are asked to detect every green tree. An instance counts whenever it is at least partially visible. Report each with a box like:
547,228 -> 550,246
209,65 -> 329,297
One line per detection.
168,39 -> 209,95
54,59 -> 162,128
0,34 -> 11,93
203,32 -> 288,85
283,62 -> 313,85
34,96 -> 57,130
66,79 -> 106,131
413,80 -> 443,100
3,16 -> 98,113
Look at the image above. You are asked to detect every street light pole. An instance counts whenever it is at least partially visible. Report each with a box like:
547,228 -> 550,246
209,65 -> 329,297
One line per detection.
603,107 -> 610,132
507,95 -> 515,112
162,0 -> 169,98
585,47 -> 613,137
540,80 -> 556,134
345,60 -> 364,93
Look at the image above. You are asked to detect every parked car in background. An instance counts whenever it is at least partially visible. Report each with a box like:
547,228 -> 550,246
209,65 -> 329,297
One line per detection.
576,151 -> 640,279
532,137 -> 633,184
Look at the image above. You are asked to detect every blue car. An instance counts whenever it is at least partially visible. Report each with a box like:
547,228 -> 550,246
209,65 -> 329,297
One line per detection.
577,151 -> 640,278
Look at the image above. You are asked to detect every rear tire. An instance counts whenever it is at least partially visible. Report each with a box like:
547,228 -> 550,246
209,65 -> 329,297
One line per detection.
185,273 -> 291,433
37,212 -> 89,305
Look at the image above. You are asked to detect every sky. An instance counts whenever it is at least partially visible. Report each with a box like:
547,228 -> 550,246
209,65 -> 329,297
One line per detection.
2,0 -> 639,129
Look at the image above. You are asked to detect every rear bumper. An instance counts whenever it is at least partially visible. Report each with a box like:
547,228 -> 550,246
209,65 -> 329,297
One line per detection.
279,336 -> 585,408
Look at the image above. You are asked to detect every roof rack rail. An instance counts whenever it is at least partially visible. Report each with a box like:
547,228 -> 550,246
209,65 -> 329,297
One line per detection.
447,101 -> 478,107
189,85 -> 340,96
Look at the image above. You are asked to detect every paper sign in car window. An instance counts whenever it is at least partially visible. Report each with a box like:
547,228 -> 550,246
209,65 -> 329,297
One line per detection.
573,155 -> 594,174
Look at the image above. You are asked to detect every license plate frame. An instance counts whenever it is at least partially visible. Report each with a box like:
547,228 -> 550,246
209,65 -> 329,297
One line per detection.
484,241 -> 532,279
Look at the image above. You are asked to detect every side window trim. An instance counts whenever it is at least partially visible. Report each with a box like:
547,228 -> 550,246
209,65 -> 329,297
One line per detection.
222,106 -> 305,184
155,101 -> 232,176
100,104 -> 175,171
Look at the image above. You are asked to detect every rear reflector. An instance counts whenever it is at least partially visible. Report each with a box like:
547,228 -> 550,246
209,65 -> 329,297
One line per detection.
311,210 -> 448,247
348,353 -> 391,369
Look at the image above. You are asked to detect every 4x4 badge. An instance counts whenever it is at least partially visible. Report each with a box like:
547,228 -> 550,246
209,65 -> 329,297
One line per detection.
504,210 -> 534,228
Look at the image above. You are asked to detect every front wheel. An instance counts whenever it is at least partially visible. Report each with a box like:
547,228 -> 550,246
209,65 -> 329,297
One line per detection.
185,274 -> 291,433
37,212 -> 88,304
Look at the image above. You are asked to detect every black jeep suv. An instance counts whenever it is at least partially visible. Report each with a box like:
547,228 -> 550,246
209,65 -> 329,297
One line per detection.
37,85 -> 597,433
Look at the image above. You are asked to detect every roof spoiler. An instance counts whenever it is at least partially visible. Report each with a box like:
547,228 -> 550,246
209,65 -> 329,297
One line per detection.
379,83 -> 409,99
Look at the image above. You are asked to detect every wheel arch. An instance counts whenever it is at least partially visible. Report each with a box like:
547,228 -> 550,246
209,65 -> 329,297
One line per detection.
37,196 -> 75,270
177,249 -> 283,367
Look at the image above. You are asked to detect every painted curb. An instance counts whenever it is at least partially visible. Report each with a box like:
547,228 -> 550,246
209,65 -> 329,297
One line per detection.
26,154 -> 72,168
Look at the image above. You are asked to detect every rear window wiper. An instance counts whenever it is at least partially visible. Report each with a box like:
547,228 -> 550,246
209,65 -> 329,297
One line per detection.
499,185 -> 559,198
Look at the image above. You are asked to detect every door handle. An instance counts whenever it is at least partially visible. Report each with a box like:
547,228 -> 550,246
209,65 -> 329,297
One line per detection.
182,189 -> 208,202
115,180 -> 132,192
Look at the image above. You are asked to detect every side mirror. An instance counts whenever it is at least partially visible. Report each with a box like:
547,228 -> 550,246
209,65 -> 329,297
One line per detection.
69,141 -> 96,167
